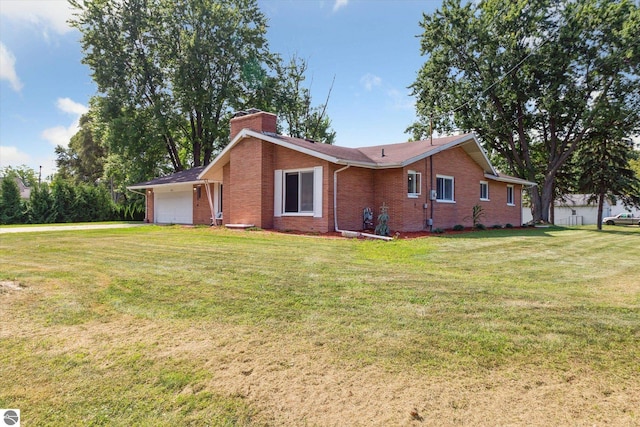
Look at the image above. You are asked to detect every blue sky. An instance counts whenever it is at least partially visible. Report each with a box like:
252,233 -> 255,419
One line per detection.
0,0 -> 438,178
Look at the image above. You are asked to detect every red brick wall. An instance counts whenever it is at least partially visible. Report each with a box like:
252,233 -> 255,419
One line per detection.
223,163 -> 230,225
229,137 -> 266,226
230,111 -> 277,140
335,166 -> 375,231
192,183 -> 216,225
220,133 -> 523,232
428,147 -> 522,229
146,189 -> 154,223
261,142 -> 275,229
399,159 -> 431,232
271,144 -> 331,233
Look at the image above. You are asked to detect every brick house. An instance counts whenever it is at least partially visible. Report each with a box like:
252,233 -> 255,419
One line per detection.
129,110 -> 535,232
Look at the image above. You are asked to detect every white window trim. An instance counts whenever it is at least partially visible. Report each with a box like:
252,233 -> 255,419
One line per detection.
407,170 -> 421,198
507,185 -> 515,206
480,181 -> 489,201
436,174 -> 455,203
274,167 -> 323,218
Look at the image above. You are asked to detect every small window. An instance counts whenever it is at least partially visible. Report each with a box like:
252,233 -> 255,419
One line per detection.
436,175 -> 454,202
275,167 -> 323,218
480,181 -> 489,201
285,171 -> 314,213
507,185 -> 515,206
407,170 -> 421,198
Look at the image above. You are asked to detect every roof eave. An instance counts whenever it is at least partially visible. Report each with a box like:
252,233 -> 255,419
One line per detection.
484,173 -> 537,186
126,180 -> 204,190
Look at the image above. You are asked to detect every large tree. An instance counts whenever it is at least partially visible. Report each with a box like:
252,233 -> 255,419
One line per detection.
274,55 -> 336,144
409,0 -> 640,222
70,0 -> 273,170
55,111 -> 106,184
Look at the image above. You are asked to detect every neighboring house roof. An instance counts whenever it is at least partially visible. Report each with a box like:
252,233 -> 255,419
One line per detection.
556,194 -> 612,207
127,166 -> 206,189
0,176 -> 31,199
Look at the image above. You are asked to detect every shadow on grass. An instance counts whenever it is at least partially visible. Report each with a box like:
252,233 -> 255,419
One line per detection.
582,226 -> 640,237
439,226 -> 567,239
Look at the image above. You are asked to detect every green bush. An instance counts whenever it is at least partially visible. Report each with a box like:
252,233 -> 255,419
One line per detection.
432,228 -> 444,234
491,224 -> 502,229
28,183 -> 56,224
474,223 -> 486,230
0,175 -> 25,224
505,223 -> 514,228
453,224 -> 464,231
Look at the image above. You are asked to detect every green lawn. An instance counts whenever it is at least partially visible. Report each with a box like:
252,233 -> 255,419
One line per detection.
1,225 -> 638,425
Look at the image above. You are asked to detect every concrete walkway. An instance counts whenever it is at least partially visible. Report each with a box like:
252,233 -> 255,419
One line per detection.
0,223 -> 149,234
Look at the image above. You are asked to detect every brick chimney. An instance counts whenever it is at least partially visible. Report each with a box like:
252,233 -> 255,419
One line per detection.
230,109 -> 277,140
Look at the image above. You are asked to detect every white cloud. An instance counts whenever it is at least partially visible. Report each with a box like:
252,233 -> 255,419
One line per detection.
333,0 -> 349,12
0,0 -> 75,35
41,98 -> 88,147
387,88 -> 415,111
360,73 -> 382,91
0,146 -> 31,167
57,97 -> 88,116
0,43 -> 23,92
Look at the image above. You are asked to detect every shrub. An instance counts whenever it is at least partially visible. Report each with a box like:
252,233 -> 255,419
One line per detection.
505,223 -> 514,228
474,223 -> 486,230
453,224 -> 464,231
491,224 -> 502,229
0,175 -> 26,224
432,228 -> 444,234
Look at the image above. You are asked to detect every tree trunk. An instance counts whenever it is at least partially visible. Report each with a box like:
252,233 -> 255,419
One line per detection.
597,192 -> 605,230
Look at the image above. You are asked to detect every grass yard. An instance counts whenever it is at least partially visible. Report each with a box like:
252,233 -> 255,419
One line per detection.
1,225 -> 639,426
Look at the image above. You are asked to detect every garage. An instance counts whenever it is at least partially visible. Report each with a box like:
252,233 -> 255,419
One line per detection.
154,186 -> 193,224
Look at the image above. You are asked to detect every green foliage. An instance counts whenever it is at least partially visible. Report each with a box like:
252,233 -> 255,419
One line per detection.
474,223 -> 486,230
374,205 -> 390,236
55,112 -> 106,184
114,200 -> 145,221
0,165 -> 38,188
432,227 -> 444,234
410,0 -> 640,223
28,183 -> 56,224
0,174 -> 25,224
70,0 -> 273,169
471,204 -> 484,227
505,223 -> 514,228
453,224 -> 464,231
491,224 -> 502,229
50,179 -> 77,223
274,55 -> 336,144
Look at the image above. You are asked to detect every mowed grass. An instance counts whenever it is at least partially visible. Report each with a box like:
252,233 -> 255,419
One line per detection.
1,225 -> 639,425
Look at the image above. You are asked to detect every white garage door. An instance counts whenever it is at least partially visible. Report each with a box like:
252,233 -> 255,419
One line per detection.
155,190 -> 193,224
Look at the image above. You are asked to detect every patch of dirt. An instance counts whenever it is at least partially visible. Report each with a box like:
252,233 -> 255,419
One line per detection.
0,280 -> 24,291
5,316 -> 635,427
1,267 -> 636,427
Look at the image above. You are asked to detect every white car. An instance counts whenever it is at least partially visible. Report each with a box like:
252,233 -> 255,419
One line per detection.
603,212 -> 640,226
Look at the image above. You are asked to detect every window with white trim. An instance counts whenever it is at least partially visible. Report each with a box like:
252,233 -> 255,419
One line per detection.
436,175 -> 454,202
407,170 -> 421,198
274,167 -> 323,217
480,181 -> 489,201
507,185 -> 515,205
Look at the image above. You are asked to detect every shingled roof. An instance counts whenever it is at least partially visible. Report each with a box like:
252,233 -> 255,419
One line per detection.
128,166 -> 205,189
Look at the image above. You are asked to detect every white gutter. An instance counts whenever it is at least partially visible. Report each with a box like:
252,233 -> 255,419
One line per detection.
333,164 -> 392,241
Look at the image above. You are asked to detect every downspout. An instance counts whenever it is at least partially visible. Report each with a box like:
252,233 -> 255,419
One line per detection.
334,164 -> 392,241
429,156 -> 434,231
128,189 -> 148,222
